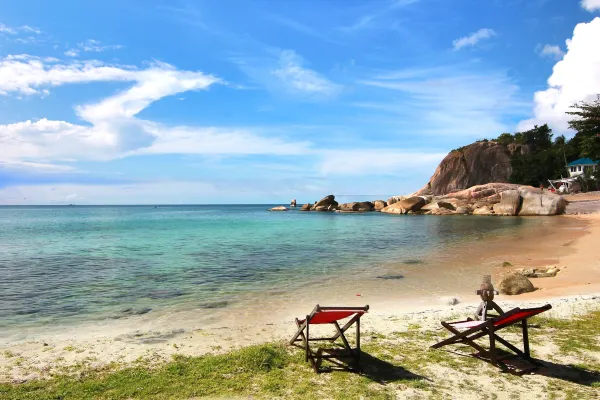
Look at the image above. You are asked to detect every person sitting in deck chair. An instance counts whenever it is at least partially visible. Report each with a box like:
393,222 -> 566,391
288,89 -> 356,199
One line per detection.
289,304 -> 368,373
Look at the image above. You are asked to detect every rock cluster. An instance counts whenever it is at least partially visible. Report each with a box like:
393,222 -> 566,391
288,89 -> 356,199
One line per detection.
515,267 -> 561,278
299,195 -> 388,213
295,185 -> 567,216
394,183 -> 567,216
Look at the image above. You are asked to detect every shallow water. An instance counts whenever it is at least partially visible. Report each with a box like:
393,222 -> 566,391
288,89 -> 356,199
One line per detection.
0,205 -> 548,337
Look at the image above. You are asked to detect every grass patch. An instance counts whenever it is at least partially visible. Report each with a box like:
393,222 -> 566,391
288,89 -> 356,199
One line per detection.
502,261 -> 513,267
530,309 -> 600,357
1,309 -> 599,399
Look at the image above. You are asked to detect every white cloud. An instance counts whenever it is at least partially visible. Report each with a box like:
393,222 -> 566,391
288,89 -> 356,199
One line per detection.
319,150 -> 445,176
581,0 -> 600,11
78,39 -> 122,52
270,50 -> 342,98
358,66 -> 527,138
64,39 -> 122,58
234,49 -> 342,100
0,23 -> 41,35
0,160 -> 77,172
0,55 -> 138,96
518,18 -> 600,133
0,55 -> 311,163
452,28 -> 496,50
20,26 -> 42,34
538,44 -> 565,60
0,23 -> 16,34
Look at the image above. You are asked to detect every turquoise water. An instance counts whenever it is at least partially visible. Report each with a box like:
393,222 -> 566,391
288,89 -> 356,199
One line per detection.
0,205 -> 536,333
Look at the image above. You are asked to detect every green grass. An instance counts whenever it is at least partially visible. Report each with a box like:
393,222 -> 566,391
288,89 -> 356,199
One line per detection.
1,309 -> 599,399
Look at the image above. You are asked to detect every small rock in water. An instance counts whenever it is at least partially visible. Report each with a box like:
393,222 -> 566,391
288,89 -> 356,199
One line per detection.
376,275 -> 404,280
403,259 -> 423,265
198,301 -> 229,309
148,290 -> 185,299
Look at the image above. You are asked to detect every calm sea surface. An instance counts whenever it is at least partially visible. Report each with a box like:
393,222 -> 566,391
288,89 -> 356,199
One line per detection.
0,205 -> 542,335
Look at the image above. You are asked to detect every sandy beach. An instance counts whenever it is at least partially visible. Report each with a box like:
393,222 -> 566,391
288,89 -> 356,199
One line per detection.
1,203 -> 600,387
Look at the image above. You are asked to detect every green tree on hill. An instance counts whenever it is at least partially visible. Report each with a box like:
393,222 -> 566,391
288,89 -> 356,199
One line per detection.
567,95 -> 600,161
508,124 -> 566,186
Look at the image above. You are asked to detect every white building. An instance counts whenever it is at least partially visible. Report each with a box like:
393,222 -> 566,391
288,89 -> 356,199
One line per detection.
567,158 -> 598,178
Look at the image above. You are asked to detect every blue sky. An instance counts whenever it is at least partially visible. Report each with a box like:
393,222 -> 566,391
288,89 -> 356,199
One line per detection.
1,0 -> 600,204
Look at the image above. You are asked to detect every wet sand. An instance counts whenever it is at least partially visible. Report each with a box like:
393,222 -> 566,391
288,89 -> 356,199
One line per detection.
1,212 -> 599,383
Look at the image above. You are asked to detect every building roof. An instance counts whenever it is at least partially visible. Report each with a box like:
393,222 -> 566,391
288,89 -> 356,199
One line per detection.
567,158 -> 599,166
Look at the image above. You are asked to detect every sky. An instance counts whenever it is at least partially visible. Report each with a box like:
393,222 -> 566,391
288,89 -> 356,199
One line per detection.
1,0 -> 600,204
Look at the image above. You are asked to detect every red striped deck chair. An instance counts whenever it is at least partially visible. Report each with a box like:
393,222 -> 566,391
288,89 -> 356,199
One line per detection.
289,304 -> 369,373
431,304 -> 552,374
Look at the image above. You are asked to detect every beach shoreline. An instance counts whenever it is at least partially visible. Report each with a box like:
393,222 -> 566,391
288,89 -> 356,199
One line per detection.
1,212 -> 599,383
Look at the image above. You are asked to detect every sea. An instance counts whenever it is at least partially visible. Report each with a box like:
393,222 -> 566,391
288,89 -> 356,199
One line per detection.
0,204 -> 552,340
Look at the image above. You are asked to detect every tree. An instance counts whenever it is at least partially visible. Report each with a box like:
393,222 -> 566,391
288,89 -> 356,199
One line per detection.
508,125 -> 565,186
567,95 -> 600,161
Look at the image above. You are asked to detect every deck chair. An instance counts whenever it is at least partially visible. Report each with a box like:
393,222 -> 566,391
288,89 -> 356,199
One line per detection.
430,304 -> 551,374
289,304 -> 369,373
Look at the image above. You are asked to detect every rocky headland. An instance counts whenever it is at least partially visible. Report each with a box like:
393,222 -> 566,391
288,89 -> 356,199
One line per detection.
298,138 -> 569,216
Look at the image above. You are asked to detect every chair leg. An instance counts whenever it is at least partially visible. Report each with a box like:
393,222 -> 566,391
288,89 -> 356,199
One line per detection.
289,319 -> 307,345
356,318 -> 361,362
489,324 -> 497,366
522,319 -> 530,357
305,315 -> 309,363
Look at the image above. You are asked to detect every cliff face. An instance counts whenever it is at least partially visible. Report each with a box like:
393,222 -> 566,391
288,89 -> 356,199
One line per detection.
415,141 -> 529,196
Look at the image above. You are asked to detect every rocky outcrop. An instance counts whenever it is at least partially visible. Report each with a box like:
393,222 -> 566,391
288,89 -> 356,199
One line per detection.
414,141 -> 529,196
380,197 -> 426,214
300,203 -> 311,211
372,200 -> 387,211
499,273 -> 535,295
311,195 -> 338,211
269,206 -> 288,211
518,188 -> 567,216
493,190 -> 522,216
338,201 -> 374,212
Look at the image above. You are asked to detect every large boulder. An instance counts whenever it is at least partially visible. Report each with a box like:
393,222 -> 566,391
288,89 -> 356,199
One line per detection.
311,195 -> 338,211
518,188 -> 567,216
300,203 -> 311,211
380,196 -> 426,214
430,208 -> 456,216
413,141 -> 529,196
473,205 -> 494,215
339,201 -> 375,212
372,200 -> 387,211
387,196 -> 404,206
357,201 -> 374,211
499,273 -> 535,295
313,195 -> 336,208
338,202 -> 359,212
493,190 -> 521,216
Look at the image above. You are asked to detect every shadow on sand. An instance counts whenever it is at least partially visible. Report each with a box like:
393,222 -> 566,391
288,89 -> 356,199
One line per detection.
312,348 -> 428,384
448,348 -> 600,386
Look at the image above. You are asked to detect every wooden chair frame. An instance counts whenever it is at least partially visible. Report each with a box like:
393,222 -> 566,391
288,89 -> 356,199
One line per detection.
289,305 -> 369,373
431,304 -> 552,374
